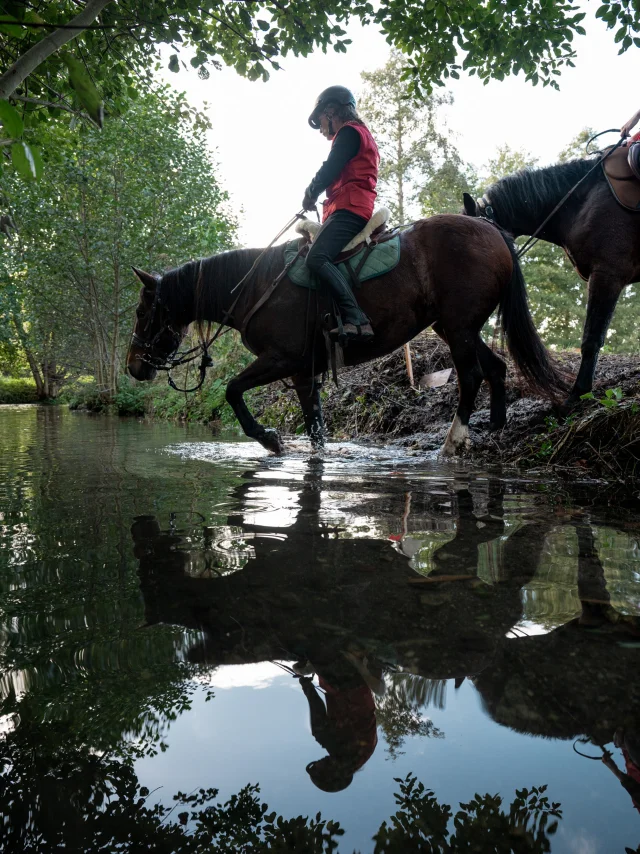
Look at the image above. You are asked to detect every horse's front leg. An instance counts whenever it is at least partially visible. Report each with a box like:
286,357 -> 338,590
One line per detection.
561,272 -> 625,413
226,352 -> 299,455
293,373 -> 325,449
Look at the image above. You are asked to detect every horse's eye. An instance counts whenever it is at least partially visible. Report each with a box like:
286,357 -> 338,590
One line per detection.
136,307 -> 146,319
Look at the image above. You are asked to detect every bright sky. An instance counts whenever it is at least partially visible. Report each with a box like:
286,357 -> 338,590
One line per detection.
161,7 -> 639,247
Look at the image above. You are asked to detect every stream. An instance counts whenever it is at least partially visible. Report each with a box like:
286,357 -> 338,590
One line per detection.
0,405 -> 638,852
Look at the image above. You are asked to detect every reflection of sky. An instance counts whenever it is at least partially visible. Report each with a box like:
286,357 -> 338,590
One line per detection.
135,675 -> 636,854
202,662 -> 287,691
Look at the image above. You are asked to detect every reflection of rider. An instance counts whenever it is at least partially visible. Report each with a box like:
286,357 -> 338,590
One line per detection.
298,652 -> 381,792
602,730 -> 640,814
304,86 -> 379,342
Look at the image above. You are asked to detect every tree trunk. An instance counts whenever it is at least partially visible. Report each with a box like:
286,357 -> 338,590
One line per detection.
397,113 -> 404,222
11,314 -> 45,398
0,0 -> 114,100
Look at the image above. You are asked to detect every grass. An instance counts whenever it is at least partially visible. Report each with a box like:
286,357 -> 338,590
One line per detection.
0,377 -> 39,404
508,385 -> 640,479
64,372 -> 249,427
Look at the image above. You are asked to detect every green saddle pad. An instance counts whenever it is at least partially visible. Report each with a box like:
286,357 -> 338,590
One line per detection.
284,235 -> 401,289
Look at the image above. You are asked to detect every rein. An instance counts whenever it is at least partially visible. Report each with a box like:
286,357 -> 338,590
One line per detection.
481,131 -> 626,259
133,209 -> 307,393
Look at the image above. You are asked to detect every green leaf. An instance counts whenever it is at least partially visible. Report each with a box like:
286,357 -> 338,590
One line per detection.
168,54 -> 180,73
63,54 -> 103,128
0,14 -> 23,38
257,19 -> 269,31
11,141 -> 37,179
0,99 -> 23,138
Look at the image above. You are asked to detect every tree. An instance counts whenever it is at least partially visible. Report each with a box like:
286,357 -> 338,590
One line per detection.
558,127 -> 595,163
0,0 -> 635,182
0,85 -> 237,398
419,159 -> 478,216
359,51 -> 458,223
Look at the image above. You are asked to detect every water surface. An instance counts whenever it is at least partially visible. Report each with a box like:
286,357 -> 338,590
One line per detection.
0,406 -> 638,851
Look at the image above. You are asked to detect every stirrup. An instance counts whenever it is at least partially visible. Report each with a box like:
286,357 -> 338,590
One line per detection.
330,322 -> 374,341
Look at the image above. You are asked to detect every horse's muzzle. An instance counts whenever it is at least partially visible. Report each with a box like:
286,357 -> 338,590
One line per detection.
127,354 -> 157,382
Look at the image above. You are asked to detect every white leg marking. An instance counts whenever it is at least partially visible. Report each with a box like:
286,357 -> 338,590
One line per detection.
441,415 -> 471,457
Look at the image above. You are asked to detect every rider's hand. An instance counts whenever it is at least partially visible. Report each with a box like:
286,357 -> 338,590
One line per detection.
302,190 -> 317,212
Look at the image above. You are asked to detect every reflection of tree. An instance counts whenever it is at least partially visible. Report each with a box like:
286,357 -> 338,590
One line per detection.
0,717 -> 562,854
374,776 -> 561,854
376,693 -> 443,761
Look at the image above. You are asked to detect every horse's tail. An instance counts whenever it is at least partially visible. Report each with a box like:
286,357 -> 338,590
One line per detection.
498,230 -> 567,400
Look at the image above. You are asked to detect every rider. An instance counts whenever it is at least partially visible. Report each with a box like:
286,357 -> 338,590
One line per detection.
303,86 -> 379,341
621,107 -> 640,144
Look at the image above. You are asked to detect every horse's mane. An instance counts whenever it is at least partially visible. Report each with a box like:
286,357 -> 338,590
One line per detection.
485,158 -> 601,225
160,243 -> 288,325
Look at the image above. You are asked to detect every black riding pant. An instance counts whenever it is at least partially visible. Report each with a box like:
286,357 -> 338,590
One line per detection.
305,210 -> 370,327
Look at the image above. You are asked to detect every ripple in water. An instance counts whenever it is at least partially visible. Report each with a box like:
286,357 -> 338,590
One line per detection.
164,438 -> 442,476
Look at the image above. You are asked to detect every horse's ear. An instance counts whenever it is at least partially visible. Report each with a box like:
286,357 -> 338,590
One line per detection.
462,192 -> 477,217
132,267 -> 158,290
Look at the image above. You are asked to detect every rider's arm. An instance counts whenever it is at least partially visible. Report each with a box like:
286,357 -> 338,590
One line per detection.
305,126 -> 361,203
621,108 -> 640,138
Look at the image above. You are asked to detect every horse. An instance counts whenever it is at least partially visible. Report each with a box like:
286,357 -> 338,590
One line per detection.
126,214 -> 565,456
463,157 -> 640,412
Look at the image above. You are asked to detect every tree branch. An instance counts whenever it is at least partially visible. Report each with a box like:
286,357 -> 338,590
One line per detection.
12,95 -> 82,115
0,0 -> 114,100
2,21 -> 142,31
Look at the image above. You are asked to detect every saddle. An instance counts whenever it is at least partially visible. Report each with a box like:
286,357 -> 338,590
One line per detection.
295,207 -> 395,264
602,144 -> 640,211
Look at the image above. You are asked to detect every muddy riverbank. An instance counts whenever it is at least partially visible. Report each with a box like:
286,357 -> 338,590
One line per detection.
256,332 -> 640,479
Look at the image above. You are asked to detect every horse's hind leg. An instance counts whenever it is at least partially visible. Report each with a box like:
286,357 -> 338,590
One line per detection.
435,323 -> 507,432
476,337 -> 507,430
441,333 -> 484,456
226,352 -> 300,455
293,373 -> 325,449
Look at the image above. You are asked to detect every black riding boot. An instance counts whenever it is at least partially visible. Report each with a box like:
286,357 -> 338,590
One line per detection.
317,261 -> 374,341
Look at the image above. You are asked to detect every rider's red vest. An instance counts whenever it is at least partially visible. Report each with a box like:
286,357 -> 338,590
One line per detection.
323,122 -> 379,222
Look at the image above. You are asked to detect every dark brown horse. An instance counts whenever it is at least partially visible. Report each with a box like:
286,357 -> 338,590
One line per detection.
463,157 -> 640,411
127,215 -> 564,455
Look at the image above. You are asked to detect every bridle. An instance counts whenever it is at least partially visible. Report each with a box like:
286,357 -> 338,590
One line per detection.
130,273 -> 216,393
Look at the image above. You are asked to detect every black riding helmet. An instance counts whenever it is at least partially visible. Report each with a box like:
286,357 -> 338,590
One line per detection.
308,85 -> 356,129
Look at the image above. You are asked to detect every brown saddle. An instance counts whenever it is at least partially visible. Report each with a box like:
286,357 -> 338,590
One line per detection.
602,144 -> 640,211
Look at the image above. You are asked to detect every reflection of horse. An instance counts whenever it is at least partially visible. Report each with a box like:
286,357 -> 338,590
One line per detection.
463,158 -> 640,410
127,216 -> 564,456
132,467 -> 640,805
474,518 -> 640,815
131,470 -> 545,682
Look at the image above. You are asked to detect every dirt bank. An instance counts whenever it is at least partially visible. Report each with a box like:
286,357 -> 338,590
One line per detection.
256,332 -> 640,480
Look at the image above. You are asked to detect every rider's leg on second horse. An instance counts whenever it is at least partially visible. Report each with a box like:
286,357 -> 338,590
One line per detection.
305,210 -> 374,341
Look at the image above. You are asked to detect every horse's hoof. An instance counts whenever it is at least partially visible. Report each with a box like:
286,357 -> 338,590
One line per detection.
259,428 -> 284,455
556,396 -> 580,418
488,420 -> 505,433
440,436 -> 471,457
309,426 -> 326,451
441,417 -> 471,457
